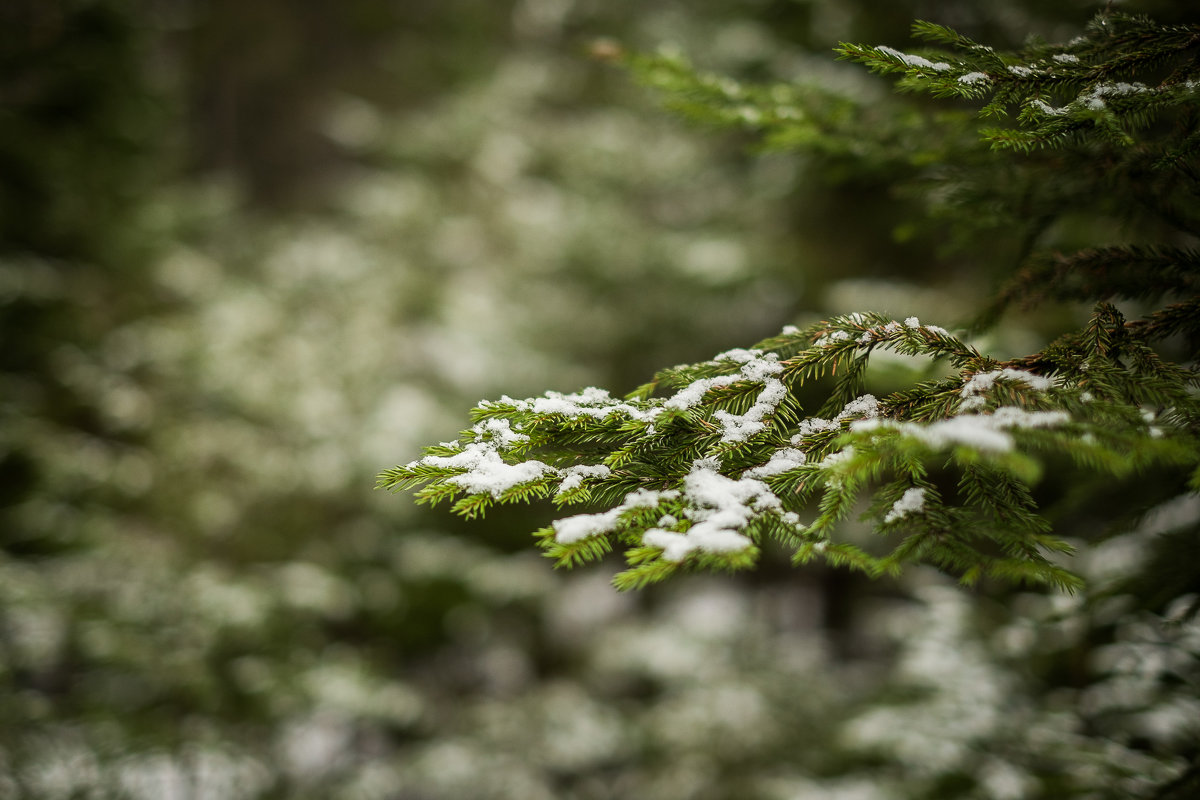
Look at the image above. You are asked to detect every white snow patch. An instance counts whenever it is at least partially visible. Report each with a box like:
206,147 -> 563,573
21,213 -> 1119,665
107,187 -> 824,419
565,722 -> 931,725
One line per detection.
815,329 -> 852,347
959,368 -> 1053,410
841,394 -> 881,419
665,373 -> 740,411
852,406 -> 1070,453
714,348 -> 761,365
1098,81 -> 1149,96
666,350 -> 788,442
1075,81 -> 1151,112
789,394 -> 880,444
419,444 -> 556,498
878,45 -> 951,72
473,418 -> 528,448
743,447 -> 806,478
642,460 -> 782,561
713,376 -> 787,442
794,417 -> 839,439
885,487 -> 927,523
903,316 -> 952,336
553,488 -> 679,544
1032,99 -> 1066,116
411,419 -> 610,500
556,464 -> 613,496
496,386 -> 662,423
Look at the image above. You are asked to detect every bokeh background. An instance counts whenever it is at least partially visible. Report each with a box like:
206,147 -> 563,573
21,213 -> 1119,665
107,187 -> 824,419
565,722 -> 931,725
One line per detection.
3,1 -> 1197,798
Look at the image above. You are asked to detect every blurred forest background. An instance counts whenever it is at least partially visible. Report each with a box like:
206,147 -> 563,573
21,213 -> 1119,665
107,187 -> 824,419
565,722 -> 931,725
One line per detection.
2,0 -> 1197,798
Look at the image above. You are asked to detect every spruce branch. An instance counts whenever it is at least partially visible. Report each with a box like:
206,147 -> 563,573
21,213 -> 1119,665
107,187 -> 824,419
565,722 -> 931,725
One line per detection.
988,245 -> 1200,314
382,310 -> 1197,591
383,12 -> 1200,596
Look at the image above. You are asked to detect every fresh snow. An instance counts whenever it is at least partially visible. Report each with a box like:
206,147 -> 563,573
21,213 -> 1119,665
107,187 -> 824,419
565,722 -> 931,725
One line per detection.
555,458 -> 787,561
1068,81 -> 1152,113
852,406 -> 1070,452
713,379 -> 786,441
903,316 -> 952,336
744,447 -> 806,478
885,487 -> 927,523
664,373 -> 741,411
641,460 -> 780,561
473,417 -> 529,448
666,350 -> 787,442
794,417 -> 839,438
556,464 -> 613,496
841,395 -> 881,418
961,369 -> 1052,396
495,386 -> 661,423
815,330 -> 852,347
789,394 -> 881,445
410,417 -> 611,500
489,352 -> 799,444
420,443 -> 557,497
1095,81 -> 1150,96
877,45 -> 952,72
713,348 -> 766,367
1032,99 -> 1067,116
553,488 -> 679,544
959,368 -> 1053,410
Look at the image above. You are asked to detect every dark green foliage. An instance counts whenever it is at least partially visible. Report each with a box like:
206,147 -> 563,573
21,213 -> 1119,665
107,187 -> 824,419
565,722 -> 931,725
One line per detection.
840,14 -> 1200,152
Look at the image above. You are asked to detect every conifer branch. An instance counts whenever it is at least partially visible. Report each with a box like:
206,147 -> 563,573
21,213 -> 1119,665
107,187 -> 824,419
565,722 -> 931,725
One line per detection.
383,12 -> 1200,595
988,245 -> 1200,315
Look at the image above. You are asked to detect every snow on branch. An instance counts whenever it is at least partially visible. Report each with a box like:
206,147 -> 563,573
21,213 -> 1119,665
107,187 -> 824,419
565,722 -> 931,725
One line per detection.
382,305 -> 1193,593
382,13 -> 1200,593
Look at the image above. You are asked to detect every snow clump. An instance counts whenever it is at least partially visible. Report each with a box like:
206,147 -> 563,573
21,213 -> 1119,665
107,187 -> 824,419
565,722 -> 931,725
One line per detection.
553,488 -> 679,544
667,349 -> 787,443
408,417 -> 611,499
878,45 -> 951,72
641,459 -> 781,561
852,406 -> 1070,453
885,488 -> 927,523
959,368 -> 1053,411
